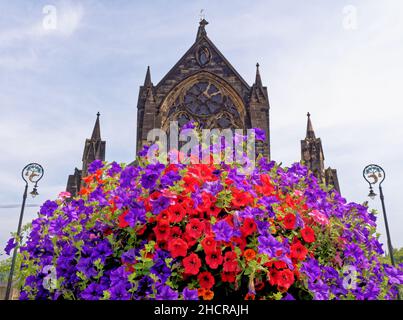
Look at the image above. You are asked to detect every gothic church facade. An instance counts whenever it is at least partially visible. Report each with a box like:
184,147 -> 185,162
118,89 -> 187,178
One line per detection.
66,20 -> 340,195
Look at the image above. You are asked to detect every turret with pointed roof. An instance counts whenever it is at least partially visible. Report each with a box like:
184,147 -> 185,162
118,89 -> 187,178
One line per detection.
66,113 -> 106,196
136,65 -> 157,154
249,62 -> 270,158
82,112 -> 106,179
301,113 -> 340,193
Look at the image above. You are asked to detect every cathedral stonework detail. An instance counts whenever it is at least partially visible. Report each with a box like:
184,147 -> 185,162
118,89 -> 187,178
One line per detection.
66,20 -> 340,196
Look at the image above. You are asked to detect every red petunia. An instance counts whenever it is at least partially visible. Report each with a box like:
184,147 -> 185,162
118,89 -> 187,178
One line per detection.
183,253 -> 202,275
273,261 -> 287,270
156,210 -> 170,224
283,213 -> 296,230
285,194 -> 295,209
196,192 -> 221,218
188,164 -> 217,182
276,269 -> 295,291
221,271 -> 236,283
223,251 -> 239,273
183,232 -> 198,247
168,238 -> 188,258
137,225 -> 147,236
201,236 -> 217,254
301,226 -> 315,243
198,271 -> 215,289
224,251 -> 237,263
255,174 -> 275,195
78,187 -> 91,196
231,189 -> 253,208
205,248 -> 223,269
231,236 -> 246,252
268,268 -> 279,287
169,226 -> 182,239
118,210 -> 129,228
82,174 -> 95,185
186,218 -> 205,239
290,241 -> 308,261
164,163 -> 179,173
153,221 -> 170,241
255,280 -> 265,291
240,217 -> 257,237
168,204 -> 186,223
182,174 -> 200,193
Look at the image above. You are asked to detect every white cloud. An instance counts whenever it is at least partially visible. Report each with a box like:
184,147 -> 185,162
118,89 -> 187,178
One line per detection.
0,1 -> 84,70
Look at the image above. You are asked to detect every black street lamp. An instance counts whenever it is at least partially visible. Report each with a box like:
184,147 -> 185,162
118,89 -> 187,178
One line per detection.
363,164 -> 400,300
4,163 -> 44,300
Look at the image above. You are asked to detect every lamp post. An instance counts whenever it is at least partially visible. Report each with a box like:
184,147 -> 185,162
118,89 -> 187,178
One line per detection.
5,163 -> 44,300
363,164 -> 400,300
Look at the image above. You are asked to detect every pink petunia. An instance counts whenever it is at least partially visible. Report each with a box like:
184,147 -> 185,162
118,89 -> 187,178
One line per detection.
308,210 -> 329,226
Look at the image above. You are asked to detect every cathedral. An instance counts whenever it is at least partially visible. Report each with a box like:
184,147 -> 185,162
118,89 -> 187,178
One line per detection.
66,19 -> 340,196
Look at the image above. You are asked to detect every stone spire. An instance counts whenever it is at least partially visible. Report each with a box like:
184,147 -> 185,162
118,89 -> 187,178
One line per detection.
306,112 -> 316,139
136,67 -> 157,153
91,112 -> 101,140
66,113 -> 106,196
249,63 -> 270,160
255,63 -> 262,87
82,113 -> 106,179
300,113 -> 340,193
196,18 -> 209,41
144,66 -> 152,87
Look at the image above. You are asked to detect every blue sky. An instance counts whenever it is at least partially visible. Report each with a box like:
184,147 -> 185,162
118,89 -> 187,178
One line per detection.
1,0 -> 403,259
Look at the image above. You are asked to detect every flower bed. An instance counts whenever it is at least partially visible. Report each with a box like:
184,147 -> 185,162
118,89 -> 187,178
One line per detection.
7,144 -> 403,300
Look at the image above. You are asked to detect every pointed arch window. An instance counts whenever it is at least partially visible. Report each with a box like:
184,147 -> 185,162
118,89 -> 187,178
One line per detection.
163,81 -> 243,131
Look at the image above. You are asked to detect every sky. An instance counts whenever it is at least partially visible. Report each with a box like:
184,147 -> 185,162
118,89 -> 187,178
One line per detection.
0,0 -> 402,260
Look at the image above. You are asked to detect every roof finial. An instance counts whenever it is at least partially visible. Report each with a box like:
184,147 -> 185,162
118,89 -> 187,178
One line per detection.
196,12 -> 208,41
97,112 -> 100,118
255,62 -> 262,86
306,112 -> 315,139
199,9 -> 205,21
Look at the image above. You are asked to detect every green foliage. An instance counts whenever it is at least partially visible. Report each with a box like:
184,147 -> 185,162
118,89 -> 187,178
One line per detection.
0,258 -> 11,283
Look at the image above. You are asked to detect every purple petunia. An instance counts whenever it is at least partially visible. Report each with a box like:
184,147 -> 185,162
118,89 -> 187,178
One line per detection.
212,220 -> 234,242
141,171 -> 159,190
76,257 -> 97,278
107,161 -> 122,177
182,287 -> 198,300
120,166 -> 139,188
88,159 -> 104,174
155,284 -> 178,300
257,234 -> 283,257
151,196 -> 171,214
110,283 -> 131,300
39,200 -> 58,216
5,237 -> 16,255
80,283 -> 105,300
253,127 -> 266,141
110,266 -> 129,286
124,203 -> 146,227
91,240 -> 113,263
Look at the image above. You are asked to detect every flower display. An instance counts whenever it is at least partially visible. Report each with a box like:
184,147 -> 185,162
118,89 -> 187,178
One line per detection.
6,130 -> 403,300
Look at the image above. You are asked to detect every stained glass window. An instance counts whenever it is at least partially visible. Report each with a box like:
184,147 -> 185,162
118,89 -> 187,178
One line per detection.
167,81 -> 243,130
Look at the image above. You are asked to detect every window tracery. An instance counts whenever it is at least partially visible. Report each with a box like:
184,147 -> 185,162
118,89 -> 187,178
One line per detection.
164,80 -> 244,130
